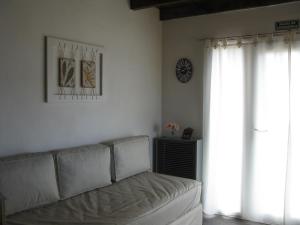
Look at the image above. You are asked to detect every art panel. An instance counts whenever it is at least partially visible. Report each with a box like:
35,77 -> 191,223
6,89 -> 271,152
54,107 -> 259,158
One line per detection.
46,36 -> 104,103
81,60 -> 96,88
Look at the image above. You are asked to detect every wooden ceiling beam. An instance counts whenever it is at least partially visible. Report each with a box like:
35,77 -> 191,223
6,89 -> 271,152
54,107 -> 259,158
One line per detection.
160,2 -> 205,20
130,0 -> 189,10
159,0 -> 300,20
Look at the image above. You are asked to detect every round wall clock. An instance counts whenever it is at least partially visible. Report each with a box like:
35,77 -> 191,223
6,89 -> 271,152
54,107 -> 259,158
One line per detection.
176,58 -> 193,83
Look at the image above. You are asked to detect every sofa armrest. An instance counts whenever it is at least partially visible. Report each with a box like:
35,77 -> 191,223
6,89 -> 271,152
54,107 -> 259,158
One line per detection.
0,193 -> 6,225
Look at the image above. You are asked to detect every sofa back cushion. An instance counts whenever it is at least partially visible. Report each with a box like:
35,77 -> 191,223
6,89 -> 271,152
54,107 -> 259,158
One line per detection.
0,154 -> 60,215
55,144 -> 111,199
107,136 -> 150,181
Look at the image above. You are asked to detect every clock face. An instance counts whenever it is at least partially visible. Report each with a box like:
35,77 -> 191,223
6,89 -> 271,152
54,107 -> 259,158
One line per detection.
176,58 -> 193,83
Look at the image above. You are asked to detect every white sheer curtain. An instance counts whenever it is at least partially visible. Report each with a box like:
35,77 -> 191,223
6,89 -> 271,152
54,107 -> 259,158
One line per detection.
202,34 -> 300,225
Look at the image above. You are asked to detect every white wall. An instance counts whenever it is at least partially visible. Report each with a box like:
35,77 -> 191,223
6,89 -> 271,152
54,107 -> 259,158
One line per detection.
162,2 -> 300,138
0,0 -> 162,156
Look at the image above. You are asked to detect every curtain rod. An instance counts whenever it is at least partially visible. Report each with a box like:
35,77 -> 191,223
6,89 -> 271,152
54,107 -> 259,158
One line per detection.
198,30 -> 300,42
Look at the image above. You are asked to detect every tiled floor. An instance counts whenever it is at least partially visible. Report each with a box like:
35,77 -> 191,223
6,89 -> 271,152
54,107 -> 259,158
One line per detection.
203,215 -> 266,225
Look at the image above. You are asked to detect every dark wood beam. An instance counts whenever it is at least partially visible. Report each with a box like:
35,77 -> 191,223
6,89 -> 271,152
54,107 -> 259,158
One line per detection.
160,0 -> 300,20
130,0 -> 189,10
160,2 -> 204,20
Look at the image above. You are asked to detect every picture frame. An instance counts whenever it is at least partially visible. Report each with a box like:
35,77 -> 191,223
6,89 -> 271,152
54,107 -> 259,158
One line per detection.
182,127 -> 193,140
46,36 -> 104,103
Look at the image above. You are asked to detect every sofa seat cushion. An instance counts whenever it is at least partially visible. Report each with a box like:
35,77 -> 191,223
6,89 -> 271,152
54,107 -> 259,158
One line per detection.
0,154 -> 60,215
7,172 -> 202,225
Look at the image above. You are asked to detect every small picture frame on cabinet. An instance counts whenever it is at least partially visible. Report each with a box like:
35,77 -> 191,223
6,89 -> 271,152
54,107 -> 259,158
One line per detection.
182,127 -> 193,140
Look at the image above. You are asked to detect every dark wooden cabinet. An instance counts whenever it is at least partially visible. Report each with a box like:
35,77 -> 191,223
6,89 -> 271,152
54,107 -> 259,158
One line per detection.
153,137 -> 203,181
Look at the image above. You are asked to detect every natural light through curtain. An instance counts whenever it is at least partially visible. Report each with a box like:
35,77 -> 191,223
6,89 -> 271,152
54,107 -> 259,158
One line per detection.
286,39 -> 300,225
247,41 -> 289,225
204,46 -> 244,216
202,34 -> 300,225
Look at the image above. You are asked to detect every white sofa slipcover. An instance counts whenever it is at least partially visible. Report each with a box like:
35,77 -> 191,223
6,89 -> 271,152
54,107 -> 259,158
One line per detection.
0,136 -> 202,225
105,135 -> 151,181
0,154 -> 60,215
55,144 -> 111,199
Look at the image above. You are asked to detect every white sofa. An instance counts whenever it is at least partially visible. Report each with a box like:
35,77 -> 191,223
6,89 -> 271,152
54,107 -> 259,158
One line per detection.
0,136 -> 202,225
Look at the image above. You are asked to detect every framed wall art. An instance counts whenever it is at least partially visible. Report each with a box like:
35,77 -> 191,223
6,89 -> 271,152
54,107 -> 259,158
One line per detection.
46,36 -> 104,103
81,60 -> 96,88
59,58 -> 75,88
